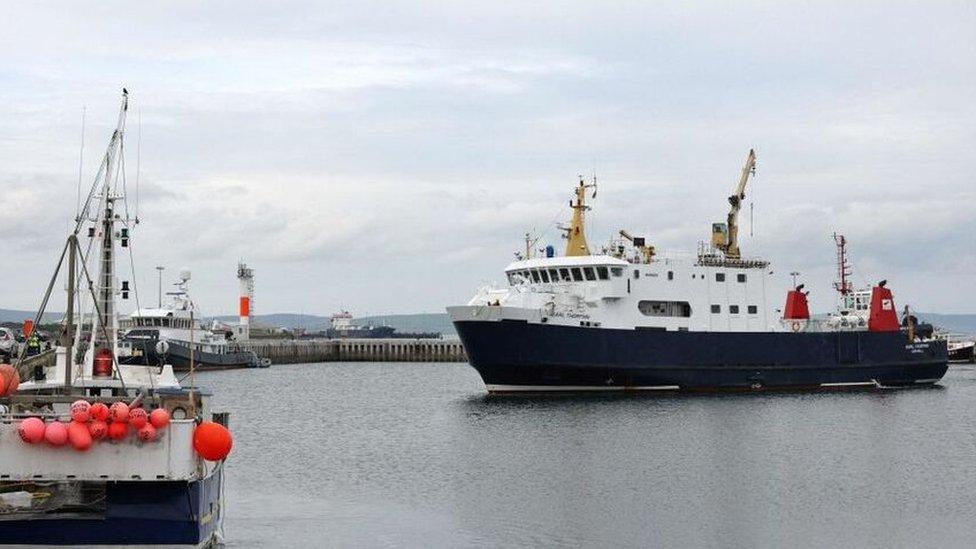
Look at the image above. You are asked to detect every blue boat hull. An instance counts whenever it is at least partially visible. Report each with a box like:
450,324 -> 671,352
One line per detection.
453,320 -> 949,391
0,468 -> 222,547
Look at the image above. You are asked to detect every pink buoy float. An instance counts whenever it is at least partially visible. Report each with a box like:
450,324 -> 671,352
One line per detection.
70,400 -> 91,423
90,402 -> 110,422
68,421 -> 93,451
89,420 -> 108,440
129,408 -> 149,429
44,421 -> 68,447
149,408 -> 171,429
108,402 -> 130,423
17,417 -> 46,444
137,423 -> 157,442
107,421 -> 128,441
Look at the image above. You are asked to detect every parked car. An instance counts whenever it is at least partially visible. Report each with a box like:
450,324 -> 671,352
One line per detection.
0,327 -> 18,358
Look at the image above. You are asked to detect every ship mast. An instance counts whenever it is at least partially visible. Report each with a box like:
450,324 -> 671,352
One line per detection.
563,176 -> 597,257
88,91 -> 128,364
833,232 -> 852,295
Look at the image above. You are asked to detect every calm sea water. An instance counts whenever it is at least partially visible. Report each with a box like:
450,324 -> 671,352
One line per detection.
200,363 -> 976,548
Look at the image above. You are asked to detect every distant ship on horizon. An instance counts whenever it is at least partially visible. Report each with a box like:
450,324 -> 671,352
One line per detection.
319,311 -> 441,340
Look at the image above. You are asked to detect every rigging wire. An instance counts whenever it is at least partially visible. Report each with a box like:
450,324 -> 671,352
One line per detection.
76,106 -> 86,221
135,108 -> 141,222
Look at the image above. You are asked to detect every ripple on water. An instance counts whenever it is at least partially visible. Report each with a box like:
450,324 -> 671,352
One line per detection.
200,363 -> 976,548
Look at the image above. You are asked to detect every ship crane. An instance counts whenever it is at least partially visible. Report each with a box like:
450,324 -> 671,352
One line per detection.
619,229 -> 655,263
711,149 -> 757,260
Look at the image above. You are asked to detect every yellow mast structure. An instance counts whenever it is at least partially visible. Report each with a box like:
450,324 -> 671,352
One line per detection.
564,176 -> 597,256
711,149 -> 757,260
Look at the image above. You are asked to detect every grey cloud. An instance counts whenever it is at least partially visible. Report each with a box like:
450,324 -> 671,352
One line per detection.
0,1 -> 973,315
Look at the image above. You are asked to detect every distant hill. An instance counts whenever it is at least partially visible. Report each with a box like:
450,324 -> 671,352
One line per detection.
357,313 -> 456,337
210,313 -> 332,330
0,309 -> 62,324
209,312 -> 456,336
4,306 -> 973,338
920,313 -> 976,336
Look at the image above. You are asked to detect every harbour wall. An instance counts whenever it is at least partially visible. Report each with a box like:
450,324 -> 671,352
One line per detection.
241,338 -> 467,364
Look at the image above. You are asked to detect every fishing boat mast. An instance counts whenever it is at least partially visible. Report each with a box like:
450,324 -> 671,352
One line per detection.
83,90 -> 130,378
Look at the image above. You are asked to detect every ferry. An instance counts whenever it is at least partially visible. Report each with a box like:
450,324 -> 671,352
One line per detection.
0,90 -> 231,547
448,150 -> 949,392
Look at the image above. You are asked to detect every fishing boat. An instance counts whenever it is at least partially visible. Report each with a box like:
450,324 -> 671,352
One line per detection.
0,90 -> 233,547
948,337 -> 976,363
448,150 -> 949,392
119,270 -> 265,371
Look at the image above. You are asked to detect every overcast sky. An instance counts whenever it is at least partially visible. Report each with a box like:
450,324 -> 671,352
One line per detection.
1,1 -> 974,317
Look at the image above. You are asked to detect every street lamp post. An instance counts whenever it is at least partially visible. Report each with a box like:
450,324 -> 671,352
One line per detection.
155,266 -> 165,307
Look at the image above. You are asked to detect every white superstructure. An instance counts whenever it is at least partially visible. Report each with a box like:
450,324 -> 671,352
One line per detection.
465,252 -> 776,333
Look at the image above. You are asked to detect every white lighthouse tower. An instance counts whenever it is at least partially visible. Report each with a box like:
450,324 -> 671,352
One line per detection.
236,261 -> 254,341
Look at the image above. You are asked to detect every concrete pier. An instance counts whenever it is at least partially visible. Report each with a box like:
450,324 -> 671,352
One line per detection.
241,338 -> 467,365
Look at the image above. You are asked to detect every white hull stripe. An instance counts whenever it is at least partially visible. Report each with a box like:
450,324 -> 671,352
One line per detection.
819,381 -> 877,387
486,384 -> 681,392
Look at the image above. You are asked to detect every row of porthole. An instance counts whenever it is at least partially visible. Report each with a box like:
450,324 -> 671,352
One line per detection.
710,305 -> 759,314
641,271 -> 749,283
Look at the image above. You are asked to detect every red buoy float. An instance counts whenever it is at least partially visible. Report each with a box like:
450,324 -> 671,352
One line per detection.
109,402 -> 130,423
68,421 -> 93,451
107,421 -> 128,441
90,402 -> 110,422
89,420 -> 108,440
0,363 -> 19,396
44,421 -> 68,447
193,422 -> 233,461
17,417 -> 46,444
137,423 -> 157,442
70,400 -> 91,423
129,407 -> 149,429
149,408 -> 171,429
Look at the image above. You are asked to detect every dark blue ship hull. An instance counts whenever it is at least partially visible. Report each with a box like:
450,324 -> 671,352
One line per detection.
0,468 -> 222,547
453,320 -> 948,392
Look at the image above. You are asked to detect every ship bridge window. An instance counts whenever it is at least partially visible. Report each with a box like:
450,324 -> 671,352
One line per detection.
639,300 -> 692,318
584,267 -> 597,281
611,267 -> 623,277
531,270 -> 541,283
559,268 -> 571,281
548,268 -> 560,282
737,274 -> 747,283
539,269 -> 550,283
597,266 -> 609,280
715,273 -> 726,282
571,268 -> 583,282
